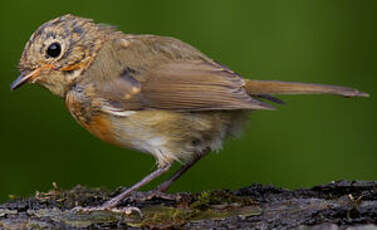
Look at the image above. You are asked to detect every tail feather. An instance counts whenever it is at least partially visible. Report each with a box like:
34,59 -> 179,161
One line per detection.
245,80 -> 369,98
255,94 -> 286,104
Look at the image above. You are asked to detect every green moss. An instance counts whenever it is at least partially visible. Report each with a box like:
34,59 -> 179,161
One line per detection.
1,186 -> 262,229
190,190 -> 256,209
126,190 -> 262,228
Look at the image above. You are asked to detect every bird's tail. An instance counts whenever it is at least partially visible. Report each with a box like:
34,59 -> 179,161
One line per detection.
244,80 -> 369,98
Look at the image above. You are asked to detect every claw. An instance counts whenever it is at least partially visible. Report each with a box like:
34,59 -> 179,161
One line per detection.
113,206 -> 143,218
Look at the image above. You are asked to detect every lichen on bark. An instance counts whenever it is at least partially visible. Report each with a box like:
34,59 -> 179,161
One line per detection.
0,180 -> 376,229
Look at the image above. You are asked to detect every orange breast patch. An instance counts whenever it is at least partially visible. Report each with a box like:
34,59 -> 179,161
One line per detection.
82,114 -> 119,146
65,91 -> 119,146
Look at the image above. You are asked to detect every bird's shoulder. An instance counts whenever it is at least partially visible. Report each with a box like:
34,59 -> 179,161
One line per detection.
110,33 -> 212,64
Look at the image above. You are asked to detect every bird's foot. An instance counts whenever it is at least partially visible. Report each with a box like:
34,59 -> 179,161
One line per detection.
72,205 -> 143,218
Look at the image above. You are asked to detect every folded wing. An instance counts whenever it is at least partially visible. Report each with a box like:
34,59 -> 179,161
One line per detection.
97,61 -> 275,114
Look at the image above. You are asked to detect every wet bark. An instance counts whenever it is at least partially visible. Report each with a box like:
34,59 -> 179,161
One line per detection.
0,180 -> 376,229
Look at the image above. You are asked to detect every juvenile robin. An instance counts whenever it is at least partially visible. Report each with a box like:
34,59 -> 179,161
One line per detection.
11,15 -> 368,213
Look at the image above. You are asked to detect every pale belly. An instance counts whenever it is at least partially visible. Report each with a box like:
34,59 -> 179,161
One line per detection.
108,110 -> 249,167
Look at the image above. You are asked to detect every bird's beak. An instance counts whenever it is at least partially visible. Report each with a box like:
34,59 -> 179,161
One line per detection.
11,70 -> 37,90
11,64 -> 54,91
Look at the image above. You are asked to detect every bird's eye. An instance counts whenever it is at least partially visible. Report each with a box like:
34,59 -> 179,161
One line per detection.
46,42 -> 62,58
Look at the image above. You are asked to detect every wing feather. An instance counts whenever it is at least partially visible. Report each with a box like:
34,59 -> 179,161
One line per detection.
97,61 -> 274,114
140,62 -> 274,111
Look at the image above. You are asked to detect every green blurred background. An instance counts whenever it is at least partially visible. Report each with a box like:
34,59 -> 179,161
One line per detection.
0,0 -> 375,203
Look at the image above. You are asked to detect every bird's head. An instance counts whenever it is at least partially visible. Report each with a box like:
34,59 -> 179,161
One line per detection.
11,14 -> 114,97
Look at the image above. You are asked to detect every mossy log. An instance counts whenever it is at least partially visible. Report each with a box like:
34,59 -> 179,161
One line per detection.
0,180 -> 376,229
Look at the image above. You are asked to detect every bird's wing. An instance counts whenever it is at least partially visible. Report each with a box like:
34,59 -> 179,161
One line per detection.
142,61 -> 275,111
96,61 -> 275,114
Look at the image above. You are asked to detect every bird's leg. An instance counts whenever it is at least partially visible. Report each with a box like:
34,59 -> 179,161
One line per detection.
134,149 -> 210,201
103,163 -> 172,208
155,151 -> 209,193
75,149 -> 209,213
73,163 -> 172,215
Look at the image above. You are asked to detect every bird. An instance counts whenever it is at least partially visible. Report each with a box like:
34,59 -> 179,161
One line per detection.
11,14 -> 368,213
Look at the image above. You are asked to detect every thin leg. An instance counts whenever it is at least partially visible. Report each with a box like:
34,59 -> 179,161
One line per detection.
102,163 -> 172,209
155,150 -> 209,193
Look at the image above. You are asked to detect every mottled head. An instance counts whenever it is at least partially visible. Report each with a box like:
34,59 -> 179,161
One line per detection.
11,14 -> 115,97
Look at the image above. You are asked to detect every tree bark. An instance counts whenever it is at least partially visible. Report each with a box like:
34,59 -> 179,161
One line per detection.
0,180 -> 376,229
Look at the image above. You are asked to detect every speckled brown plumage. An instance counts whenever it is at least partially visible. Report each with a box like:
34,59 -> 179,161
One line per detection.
11,14 -> 368,211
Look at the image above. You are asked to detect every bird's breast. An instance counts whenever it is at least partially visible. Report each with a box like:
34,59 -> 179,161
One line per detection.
65,90 -> 173,161
65,90 -> 120,146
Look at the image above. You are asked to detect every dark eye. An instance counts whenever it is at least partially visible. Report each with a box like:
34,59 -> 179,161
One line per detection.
46,42 -> 61,58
